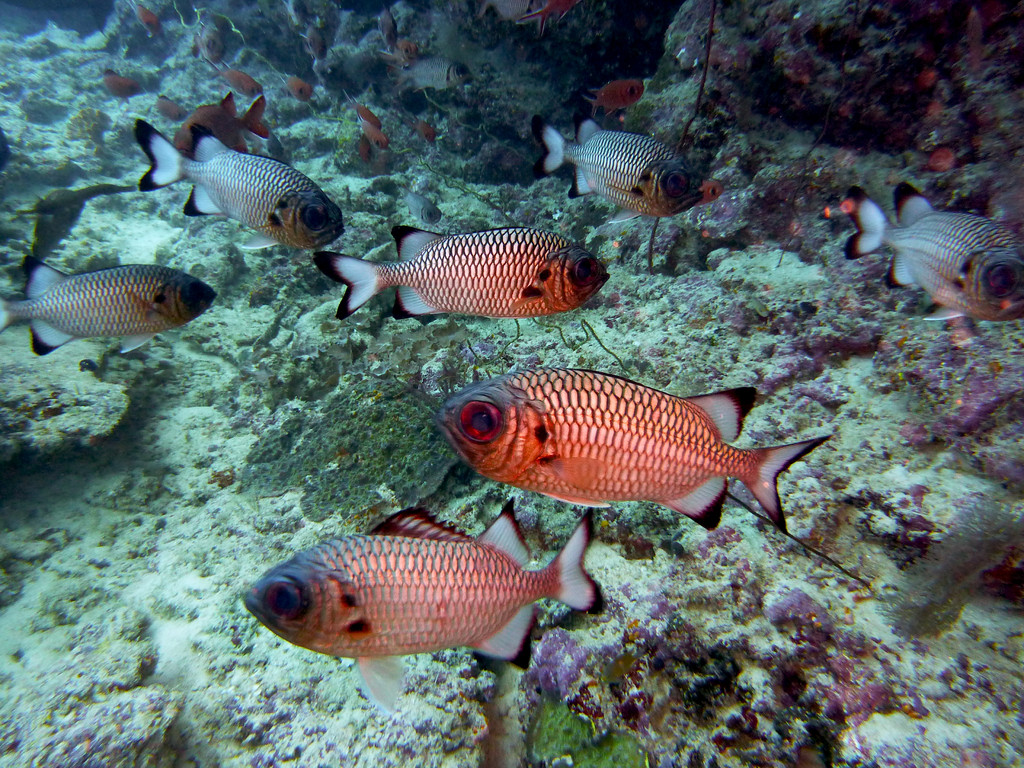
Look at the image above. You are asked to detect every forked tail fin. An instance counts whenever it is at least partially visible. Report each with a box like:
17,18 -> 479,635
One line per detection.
312,252 -> 381,319
135,119 -> 185,191
841,186 -> 888,259
531,115 -> 565,178
545,512 -> 599,611
743,436 -> 830,533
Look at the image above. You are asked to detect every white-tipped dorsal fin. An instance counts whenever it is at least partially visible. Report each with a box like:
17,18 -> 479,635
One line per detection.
192,129 -> 231,163
478,500 -> 529,566
370,508 -> 473,543
894,182 -> 934,227
392,226 -> 442,261
472,604 -> 534,659
685,387 -> 757,443
24,257 -> 66,300
184,185 -> 223,216
356,656 -> 404,713
575,118 -> 601,144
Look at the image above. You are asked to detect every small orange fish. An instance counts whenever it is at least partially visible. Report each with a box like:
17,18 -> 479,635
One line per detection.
245,501 -> 598,711
103,70 -> 143,99
413,119 -> 436,143
353,103 -> 388,149
155,95 -> 187,121
303,23 -> 327,60
584,78 -> 644,115
135,4 -> 161,36
173,92 -> 269,157
699,179 -> 724,204
353,103 -> 382,130
286,76 -> 314,102
438,369 -> 830,532
219,69 -> 263,98
517,0 -> 585,35
357,135 -> 372,163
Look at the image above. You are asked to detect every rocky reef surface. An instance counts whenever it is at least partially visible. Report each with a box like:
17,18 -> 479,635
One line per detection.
1,1 -> 1023,766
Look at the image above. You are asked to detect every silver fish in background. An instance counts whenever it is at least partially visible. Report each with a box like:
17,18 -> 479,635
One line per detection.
403,190 -> 442,226
0,257 -> 215,355
532,114 -> 705,221
843,183 -> 1024,321
397,58 -> 470,91
245,501 -> 597,711
134,120 -> 344,250
313,226 -> 608,319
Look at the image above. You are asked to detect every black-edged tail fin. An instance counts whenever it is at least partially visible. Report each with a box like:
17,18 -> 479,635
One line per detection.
531,115 -> 564,179
312,252 -> 381,319
743,435 -> 831,533
135,119 -> 184,191
841,186 -> 887,260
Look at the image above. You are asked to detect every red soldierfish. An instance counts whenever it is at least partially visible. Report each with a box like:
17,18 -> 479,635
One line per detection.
135,120 -> 344,250
584,78 -> 644,115
313,226 -> 607,319
245,502 -> 598,711
219,68 -> 263,98
172,92 -> 269,156
517,0 -> 585,34
0,257 -> 215,355
103,70 -> 143,99
437,369 -> 830,533
843,183 -> 1024,321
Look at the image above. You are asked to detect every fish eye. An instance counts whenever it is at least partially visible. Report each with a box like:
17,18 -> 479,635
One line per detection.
303,204 -> 328,230
571,255 -> 602,286
154,292 -> 166,304
628,85 -> 640,96
663,172 -> 689,198
984,262 -> 1021,298
264,579 -> 305,620
458,401 -> 503,443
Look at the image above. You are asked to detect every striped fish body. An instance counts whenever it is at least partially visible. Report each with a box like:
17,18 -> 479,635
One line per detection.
478,0 -> 533,20
246,503 -> 596,711
438,368 -> 829,531
844,183 -> 1024,321
0,257 -> 215,355
397,58 -> 469,91
313,226 -> 607,319
532,116 -> 704,220
135,120 -> 344,250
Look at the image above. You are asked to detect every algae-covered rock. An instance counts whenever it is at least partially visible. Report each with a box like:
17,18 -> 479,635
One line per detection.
527,697 -> 649,768
0,356 -> 130,463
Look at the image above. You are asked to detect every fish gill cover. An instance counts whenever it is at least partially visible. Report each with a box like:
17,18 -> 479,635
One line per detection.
0,1 -> 1023,767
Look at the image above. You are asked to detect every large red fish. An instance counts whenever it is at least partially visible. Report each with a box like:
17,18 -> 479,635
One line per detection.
313,226 -> 607,319
172,92 -> 269,157
438,369 -> 830,532
245,502 -> 598,711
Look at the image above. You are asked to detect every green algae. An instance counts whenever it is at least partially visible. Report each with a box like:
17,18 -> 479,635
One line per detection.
527,698 -> 649,768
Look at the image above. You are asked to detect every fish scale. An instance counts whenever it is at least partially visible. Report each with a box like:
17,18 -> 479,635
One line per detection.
311,535 -> 541,655
9,265 -> 198,337
314,226 -> 607,318
185,152 -> 315,229
567,130 -> 676,213
439,368 -> 829,531
507,369 -> 756,499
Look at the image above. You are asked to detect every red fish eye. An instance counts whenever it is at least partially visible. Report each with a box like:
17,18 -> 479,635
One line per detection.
571,256 -> 601,286
303,204 -> 328,230
265,580 -> 304,620
459,401 -> 503,442
985,262 -> 1020,298
664,172 -> 689,198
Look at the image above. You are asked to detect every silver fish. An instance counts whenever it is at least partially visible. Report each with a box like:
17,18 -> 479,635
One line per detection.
0,257 -> 215,355
379,5 -> 397,51
531,115 -> 704,222
844,183 -> 1024,321
397,58 -> 470,91
478,0 -> 533,20
403,190 -> 442,226
135,120 -> 344,250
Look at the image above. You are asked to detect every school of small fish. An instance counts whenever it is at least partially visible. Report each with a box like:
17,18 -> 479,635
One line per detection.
3,0 -> 1023,727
